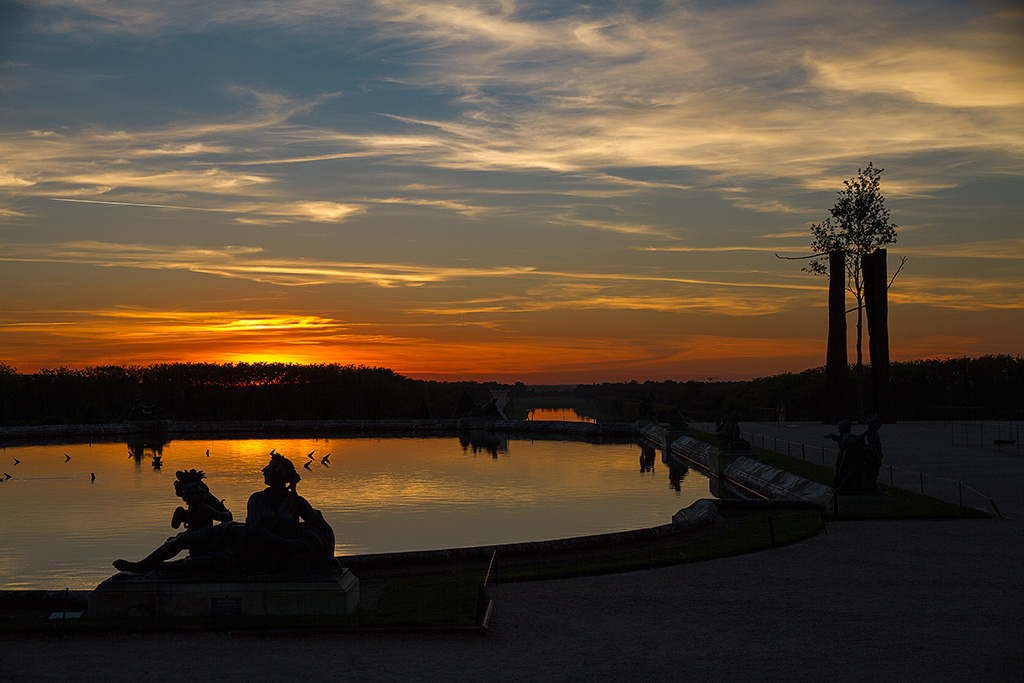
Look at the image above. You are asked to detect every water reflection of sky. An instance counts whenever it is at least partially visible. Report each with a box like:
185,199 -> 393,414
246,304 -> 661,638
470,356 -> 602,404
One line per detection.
526,407 -> 597,423
0,435 -> 709,589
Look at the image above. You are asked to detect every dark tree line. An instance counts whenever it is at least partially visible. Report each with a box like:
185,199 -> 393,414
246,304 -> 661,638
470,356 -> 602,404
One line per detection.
573,355 -> 1023,423
0,355 -> 1020,427
0,362 -> 497,426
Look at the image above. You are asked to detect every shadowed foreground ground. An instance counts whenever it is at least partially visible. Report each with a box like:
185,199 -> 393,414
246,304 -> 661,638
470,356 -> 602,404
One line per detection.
3,422 -> 1021,682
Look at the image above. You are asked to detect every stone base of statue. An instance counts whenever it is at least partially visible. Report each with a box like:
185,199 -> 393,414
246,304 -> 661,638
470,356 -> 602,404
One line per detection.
88,569 -> 359,619
457,417 -> 488,430
833,490 -> 898,518
710,448 -> 756,478
124,418 -> 172,433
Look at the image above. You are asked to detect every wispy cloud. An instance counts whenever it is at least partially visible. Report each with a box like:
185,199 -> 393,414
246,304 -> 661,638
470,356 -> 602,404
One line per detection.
50,196 -> 365,224
7,1 -> 1021,209
2,0 -> 1021,377
896,239 -> 1024,260
0,241 -> 534,287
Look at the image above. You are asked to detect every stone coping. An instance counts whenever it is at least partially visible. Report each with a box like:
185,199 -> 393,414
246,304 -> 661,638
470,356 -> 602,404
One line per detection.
642,424 -> 834,507
342,498 -> 722,577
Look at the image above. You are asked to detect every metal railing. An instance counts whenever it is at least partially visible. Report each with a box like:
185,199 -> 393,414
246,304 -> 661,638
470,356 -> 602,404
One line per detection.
951,421 -> 1022,455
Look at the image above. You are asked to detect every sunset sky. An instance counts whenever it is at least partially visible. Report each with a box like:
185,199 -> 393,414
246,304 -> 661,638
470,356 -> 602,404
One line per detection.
1,0 -> 1021,383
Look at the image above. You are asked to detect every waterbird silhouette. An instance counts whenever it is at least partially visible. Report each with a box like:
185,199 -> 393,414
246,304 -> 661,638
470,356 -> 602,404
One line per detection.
4,473 -> 10,480
91,473 -> 96,482
64,454 -> 71,462
13,458 -> 19,465
206,449 -> 210,457
307,451 -> 315,458
303,460 -> 312,471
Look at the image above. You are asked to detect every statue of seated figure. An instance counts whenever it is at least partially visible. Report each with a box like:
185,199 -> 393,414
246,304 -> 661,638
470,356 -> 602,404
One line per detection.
113,454 -> 339,580
716,410 -> 749,450
169,468 -> 232,534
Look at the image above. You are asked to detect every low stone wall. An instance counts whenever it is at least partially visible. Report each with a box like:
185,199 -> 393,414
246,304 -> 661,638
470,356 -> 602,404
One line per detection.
725,456 -> 832,504
642,424 -> 832,508
342,498 -> 720,577
0,423 -> 128,441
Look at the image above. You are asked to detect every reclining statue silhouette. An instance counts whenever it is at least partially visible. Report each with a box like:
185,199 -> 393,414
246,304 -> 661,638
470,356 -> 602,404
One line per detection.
113,454 -> 339,579
169,468 -> 232,532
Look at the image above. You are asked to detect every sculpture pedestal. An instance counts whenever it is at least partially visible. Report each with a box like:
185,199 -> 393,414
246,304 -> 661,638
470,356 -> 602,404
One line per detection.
88,570 -> 359,619
710,449 -> 755,478
833,492 -> 898,518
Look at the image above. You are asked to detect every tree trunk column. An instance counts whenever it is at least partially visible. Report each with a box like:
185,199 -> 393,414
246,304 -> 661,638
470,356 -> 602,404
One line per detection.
863,248 -> 892,422
825,250 -> 850,423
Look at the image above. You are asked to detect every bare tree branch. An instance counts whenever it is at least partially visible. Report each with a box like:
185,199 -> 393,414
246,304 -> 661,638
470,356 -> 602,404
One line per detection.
887,255 -> 908,289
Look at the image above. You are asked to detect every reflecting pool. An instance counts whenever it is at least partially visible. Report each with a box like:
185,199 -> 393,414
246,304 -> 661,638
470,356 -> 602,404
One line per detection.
0,433 -> 710,589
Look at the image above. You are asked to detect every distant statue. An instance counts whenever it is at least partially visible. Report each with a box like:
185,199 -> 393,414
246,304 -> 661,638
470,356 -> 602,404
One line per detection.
667,403 -> 688,432
862,414 -> 884,487
462,396 -> 506,420
638,394 -> 656,421
716,410 -> 749,450
113,454 -> 339,579
455,391 -> 477,419
128,398 -> 162,421
827,416 -> 884,493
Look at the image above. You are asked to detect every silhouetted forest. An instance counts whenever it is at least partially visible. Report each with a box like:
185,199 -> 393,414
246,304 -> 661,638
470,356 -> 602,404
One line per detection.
0,362 -> 503,426
0,355 -> 1020,427
571,355 -> 1023,422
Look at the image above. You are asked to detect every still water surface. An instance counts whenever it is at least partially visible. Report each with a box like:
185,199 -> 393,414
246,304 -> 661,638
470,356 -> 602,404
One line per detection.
0,433 -> 709,589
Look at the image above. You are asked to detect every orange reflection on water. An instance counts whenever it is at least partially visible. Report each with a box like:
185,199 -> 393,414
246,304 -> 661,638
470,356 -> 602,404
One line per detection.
527,408 -> 597,423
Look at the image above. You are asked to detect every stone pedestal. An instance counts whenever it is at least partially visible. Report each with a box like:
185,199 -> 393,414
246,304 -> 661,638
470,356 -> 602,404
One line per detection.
88,570 -> 359,619
710,449 -> 755,478
833,492 -> 899,518
663,429 -> 688,450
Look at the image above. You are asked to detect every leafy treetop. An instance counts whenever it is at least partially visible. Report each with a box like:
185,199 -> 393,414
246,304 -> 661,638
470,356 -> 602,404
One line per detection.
805,162 -> 897,278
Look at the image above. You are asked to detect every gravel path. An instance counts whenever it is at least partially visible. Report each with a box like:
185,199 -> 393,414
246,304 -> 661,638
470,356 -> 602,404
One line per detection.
4,422 -> 1021,682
